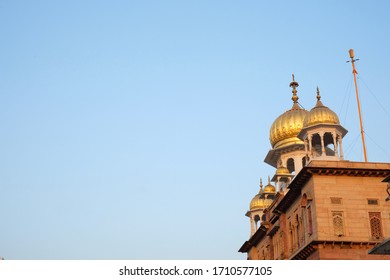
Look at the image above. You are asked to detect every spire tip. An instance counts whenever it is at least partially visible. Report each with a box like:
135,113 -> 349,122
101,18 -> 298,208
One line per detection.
289,74 -> 299,104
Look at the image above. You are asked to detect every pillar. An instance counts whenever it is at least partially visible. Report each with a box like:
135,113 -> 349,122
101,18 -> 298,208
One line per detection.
320,132 -> 326,156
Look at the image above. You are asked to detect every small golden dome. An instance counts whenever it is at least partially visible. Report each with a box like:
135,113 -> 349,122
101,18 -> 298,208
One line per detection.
269,77 -> 309,148
250,179 -> 266,211
263,176 -> 276,193
275,166 -> 290,175
250,178 -> 276,211
250,194 -> 265,211
303,87 -> 340,127
263,183 -> 276,193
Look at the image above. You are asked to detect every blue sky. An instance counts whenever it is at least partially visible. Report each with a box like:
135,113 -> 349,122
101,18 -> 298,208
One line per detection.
1,0 -> 390,260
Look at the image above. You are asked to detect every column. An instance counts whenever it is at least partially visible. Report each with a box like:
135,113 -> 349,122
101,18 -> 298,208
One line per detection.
332,132 -> 339,157
294,155 -> 303,173
339,136 -> 344,160
250,216 -> 255,236
304,139 -> 309,162
320,132 -> 326,156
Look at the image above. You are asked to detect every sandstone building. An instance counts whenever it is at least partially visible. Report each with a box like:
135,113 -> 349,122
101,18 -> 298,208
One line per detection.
239,76 -> 390,260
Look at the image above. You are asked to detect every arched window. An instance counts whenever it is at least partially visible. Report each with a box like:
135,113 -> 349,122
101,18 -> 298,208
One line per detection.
287,158 -> 295,174
369,212 -> 383,239
332,211 -> 344,236
324,132 -> 335,156
254,215 -> 260,230
311,133 -> 322,156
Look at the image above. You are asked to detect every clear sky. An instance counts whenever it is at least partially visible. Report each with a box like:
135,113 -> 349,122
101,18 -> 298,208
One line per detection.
1,0 -> 390,260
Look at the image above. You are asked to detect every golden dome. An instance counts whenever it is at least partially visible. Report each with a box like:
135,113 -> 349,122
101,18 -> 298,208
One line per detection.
303,87 -> 340,127
263,181 -> 276,193
250,179 -> 266,211
250,194 -> 265,211
263,197 -> 274,208
269,77 -> 308,149
270,107 -> 308,148
250,178 -> 276,211
275,166 -> 290,175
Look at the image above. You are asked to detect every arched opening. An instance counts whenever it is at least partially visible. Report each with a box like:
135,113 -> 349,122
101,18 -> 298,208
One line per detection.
324,132 -> 335,156
254,215 -> 260,230
287,158 -> 295,174
311,133 -> 322,156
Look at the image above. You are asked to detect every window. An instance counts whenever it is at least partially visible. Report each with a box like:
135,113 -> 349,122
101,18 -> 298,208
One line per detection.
330,197 -> 342,204
367,199 -> 378,205
253,215 -> 260,231
287,158 -> 295,174
332,211 -> 344,236
369,212 -> 383,239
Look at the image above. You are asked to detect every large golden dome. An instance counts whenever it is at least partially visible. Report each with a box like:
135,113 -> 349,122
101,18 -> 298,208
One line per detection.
269,77 -> 308,149
303,88 -> 340,127
270,105 -> 308,148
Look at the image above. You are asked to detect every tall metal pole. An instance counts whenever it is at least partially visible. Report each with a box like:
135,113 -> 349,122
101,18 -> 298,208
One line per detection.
348,49 -> 368,162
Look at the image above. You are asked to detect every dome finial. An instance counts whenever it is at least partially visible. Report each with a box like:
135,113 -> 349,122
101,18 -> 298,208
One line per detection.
289,74 -> 299,104
258,178 -> 264,194
315,86 -> 324,107
316,86 -> 321,101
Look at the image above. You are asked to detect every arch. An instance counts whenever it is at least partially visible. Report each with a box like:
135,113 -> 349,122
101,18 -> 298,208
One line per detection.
332,211 -> 344,236
369,212 -> 383,239
254,215 -> 261,230
287,158 -> 295,174
324,132 -> 335,156
311,133 -> 322,156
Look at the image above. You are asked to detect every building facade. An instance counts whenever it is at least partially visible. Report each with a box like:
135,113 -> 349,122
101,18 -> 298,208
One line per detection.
239,77 -> 390,260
